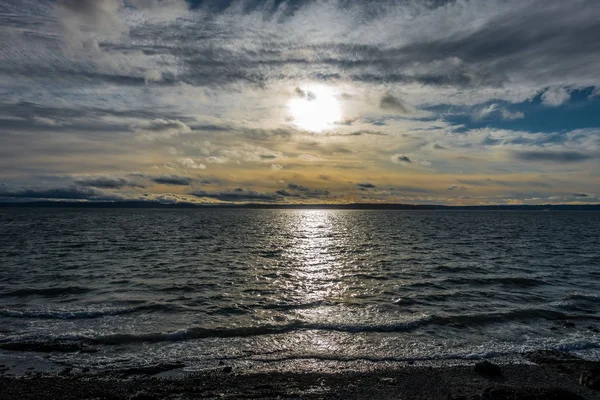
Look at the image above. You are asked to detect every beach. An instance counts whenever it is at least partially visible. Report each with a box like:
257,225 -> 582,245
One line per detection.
1,351 -> 599,399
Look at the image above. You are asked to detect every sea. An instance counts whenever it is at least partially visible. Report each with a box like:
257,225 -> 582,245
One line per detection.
1,208 -> 599,373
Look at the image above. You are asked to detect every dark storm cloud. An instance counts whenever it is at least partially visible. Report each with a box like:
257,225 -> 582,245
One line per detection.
241,128 -> 294,141
333,164 -> 366,170
380,94 -> 410,114
284,183 -> 330,198
356,183 -> 376,190
4,0 -> 600,93
0,63 -> 152,86
387,185 -> 433,194
143,119 -> 190,132
304,189 -> 330,198
572,193 -> 589,198
346,130 -> 387,136
101,0 -> 597,90
288,183 -> 309,191
0,115 -> 132,135
75,175 -> 145,189
190,188 -> 280,202
275,189 -> 292,197
198,178 -> 226,185
158,43 -> 492,88
150,174 -> 192,186
391,154 -> 413,164
0,102 -> 183,132
399,2 -> 600,75
0,186 -> 114,200
188,123 -> 232,132
512,150 -> 595,163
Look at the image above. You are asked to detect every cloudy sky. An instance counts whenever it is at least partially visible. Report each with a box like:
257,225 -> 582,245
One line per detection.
1,0 -> 599,205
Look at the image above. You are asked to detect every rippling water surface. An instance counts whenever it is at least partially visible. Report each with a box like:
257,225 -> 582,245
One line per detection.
1,209 -> 599,370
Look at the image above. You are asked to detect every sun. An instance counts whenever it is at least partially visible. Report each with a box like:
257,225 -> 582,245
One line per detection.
288,85 -> 342,132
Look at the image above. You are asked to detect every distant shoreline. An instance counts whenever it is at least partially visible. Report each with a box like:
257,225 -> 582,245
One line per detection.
2,201 -> 600,210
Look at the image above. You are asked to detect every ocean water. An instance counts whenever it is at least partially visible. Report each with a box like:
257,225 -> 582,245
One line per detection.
1,208 -> 599,372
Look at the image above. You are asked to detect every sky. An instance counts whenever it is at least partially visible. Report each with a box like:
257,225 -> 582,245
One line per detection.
1,0 -> 599,205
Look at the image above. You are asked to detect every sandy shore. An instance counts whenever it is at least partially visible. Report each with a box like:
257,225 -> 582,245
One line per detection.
1,351 -> 599,399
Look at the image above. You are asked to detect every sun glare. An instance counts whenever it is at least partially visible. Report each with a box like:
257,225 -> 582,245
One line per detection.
288,85 -> 342,132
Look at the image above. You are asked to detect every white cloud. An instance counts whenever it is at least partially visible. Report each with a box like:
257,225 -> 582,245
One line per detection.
217,144 -> 284,163
54,0 -> 126,51
126,0 -> 189,22
476,104 -> 499,120
206,156 -> 229,164
476,105 -> 524,121
501,110 -> 525,120
144,70 -> 162,83
33,116 -> 61,126
135,119 -> 192,142
179,158 -> 206,170
541,87 -> 571,107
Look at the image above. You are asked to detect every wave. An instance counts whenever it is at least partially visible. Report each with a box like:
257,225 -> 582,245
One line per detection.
445,276 -> 547,288
44,308 -> 599,345
262,300 -> 331,311
248,341 -> 600,364
3,332 -> 600,366
567,292 -> 600,302
0,303 -> 179,320
3,308 -> 600,354
72,318 -> 435,345
92,325 -> 298,345
431,308 -> 599,326
1,286 -> 91,297
347,273 -> 389,281
0,339 -> 96,353
398,276 -> 547,291
154,284 -> 216,293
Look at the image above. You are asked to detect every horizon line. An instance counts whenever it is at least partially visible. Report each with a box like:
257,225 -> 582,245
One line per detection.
2,201 -> 600,209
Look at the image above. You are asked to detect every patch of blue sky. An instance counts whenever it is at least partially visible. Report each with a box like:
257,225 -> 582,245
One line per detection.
425,87 -> 600,134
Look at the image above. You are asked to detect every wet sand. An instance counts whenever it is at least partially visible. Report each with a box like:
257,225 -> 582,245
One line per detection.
1,351 -> 599,399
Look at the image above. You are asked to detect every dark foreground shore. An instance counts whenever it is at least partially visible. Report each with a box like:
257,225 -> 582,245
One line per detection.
1,351 -> 599,399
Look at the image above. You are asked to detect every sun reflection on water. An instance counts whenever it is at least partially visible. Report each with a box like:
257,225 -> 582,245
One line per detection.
249,209 -> 418,363
281,210 -> 346,304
